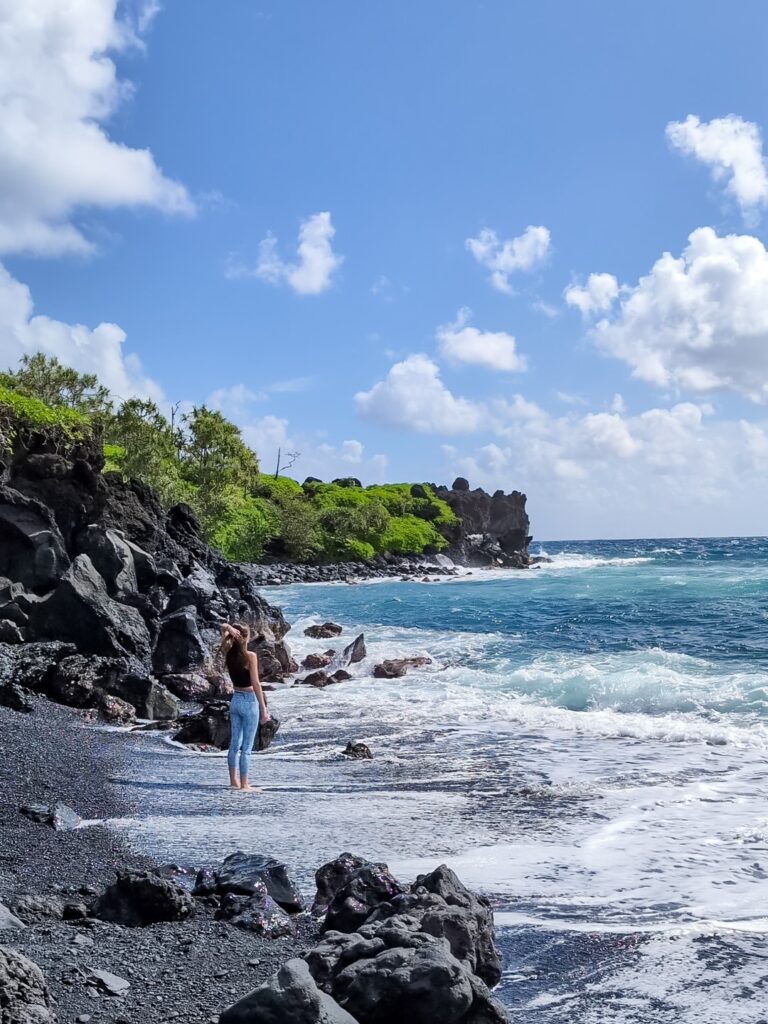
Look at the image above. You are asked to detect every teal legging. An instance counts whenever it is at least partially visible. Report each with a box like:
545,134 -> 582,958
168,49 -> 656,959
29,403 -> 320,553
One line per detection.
228,691 -> 260,778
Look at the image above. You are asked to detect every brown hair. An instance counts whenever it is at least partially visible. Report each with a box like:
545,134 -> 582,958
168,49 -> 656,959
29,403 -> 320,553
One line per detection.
219,623 -> 251,679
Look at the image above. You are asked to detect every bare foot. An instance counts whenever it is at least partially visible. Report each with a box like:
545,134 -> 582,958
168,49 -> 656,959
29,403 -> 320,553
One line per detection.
239,783 -> 260,792
229,783 -> 241,790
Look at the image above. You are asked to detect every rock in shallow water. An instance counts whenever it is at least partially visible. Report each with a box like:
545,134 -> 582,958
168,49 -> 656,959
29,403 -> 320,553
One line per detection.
304,622 -> 343,639
342,742 -> 372,760
372,657 -> 432,679
338,634 -> 366,668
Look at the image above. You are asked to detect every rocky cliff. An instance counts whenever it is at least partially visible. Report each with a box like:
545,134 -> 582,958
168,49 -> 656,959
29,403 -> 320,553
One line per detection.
0,427 -> 294,723
432,477 -> 531,568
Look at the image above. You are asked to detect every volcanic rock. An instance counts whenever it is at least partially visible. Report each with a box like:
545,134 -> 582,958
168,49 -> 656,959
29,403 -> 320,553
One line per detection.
338,634 -> 366,668
342,742 -> 372,760
20,801 -> 81,831
0,946 -> 56,1022
94,870 -> 195,926
372,656 -> 432,679
194,852 -> 303,913
29,554 -> 151,661
219,958 -> 359,1024
304,622 -> 343,639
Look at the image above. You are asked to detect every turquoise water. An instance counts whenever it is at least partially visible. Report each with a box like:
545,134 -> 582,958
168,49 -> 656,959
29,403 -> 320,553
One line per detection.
112,538 -> 768,1022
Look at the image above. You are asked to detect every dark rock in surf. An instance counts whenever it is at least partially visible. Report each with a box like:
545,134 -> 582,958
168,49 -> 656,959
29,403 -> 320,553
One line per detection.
194,852 -> 304,913
94,870 -> 195,926
338,634 -> 366,668
257,715 -> 280,751
300,670 -> 332,688
373,657 -> 432,679
307,917 -> 507,1024
173,700 -> 231,748
342,742 -> 372,760
304,622 -> 343,639
367,864 -> 502,988
302,652 -> 334,670
312,853 -> 373,916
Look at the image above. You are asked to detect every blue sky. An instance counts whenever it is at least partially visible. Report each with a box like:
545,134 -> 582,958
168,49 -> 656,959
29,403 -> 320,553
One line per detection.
3,1 -> 768,539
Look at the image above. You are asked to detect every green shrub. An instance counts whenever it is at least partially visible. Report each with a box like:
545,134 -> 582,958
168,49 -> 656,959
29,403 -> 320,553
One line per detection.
380,514 -> 447,554
208,488 -> 279,562
344,539 -> 376,561
0,385 -> 91,451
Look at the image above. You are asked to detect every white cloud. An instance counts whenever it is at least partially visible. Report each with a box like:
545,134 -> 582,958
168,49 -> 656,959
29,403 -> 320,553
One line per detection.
582,227 -> 768,402
229,212 -> 342,295
436,308 -> 526,373
370,275 -> 392,299
443,399 -> 768,538
466,225 -> 551,294
564,273 -> 619,316
355,354 -> 484,434
241,415 -> 386,482
0,264 -> 162,401
666,114 -> 768,219
207,384 -> 266,415
0,0 -> 193,256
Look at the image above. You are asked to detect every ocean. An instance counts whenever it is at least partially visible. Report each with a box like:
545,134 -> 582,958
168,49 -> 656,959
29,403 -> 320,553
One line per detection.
109,537 -> 768,1022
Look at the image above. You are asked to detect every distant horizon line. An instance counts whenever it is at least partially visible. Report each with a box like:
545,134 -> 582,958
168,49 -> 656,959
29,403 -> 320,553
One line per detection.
533,534 -> 768,544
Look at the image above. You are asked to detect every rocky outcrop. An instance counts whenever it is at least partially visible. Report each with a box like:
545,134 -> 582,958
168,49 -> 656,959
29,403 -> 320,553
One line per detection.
431,479 -> 531,568
0,435 -> 289,722
221,854 -> 508,1024
305,855 -> 506,1023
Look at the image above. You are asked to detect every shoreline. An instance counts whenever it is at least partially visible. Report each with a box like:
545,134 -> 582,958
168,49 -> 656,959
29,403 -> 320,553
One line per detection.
0,697 -> 317,1024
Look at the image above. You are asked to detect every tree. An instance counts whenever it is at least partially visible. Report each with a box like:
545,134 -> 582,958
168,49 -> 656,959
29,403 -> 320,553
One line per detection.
105,398 -> 185,506
0,354 -> 112,418
181,407 -> 259,489
180,406 -> 260,532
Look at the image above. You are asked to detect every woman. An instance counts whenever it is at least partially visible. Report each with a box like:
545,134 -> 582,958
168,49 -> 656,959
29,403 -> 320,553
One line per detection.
219,623 -> 270,791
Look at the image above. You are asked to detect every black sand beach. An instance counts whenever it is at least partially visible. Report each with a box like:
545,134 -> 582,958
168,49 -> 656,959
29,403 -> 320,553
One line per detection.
0,697 -> 316,1023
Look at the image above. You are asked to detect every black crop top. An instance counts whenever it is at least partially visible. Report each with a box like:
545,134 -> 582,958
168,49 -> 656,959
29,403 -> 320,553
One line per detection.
227,655 -> 252,689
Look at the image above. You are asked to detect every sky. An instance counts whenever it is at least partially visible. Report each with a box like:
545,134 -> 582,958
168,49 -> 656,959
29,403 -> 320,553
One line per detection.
3,1 -> 768,540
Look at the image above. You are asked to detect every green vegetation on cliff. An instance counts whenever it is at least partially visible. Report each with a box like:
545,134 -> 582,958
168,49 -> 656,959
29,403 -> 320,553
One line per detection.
0,355 -> 457,563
